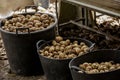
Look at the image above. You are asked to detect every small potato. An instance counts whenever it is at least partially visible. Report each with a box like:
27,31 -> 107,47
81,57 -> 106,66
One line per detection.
55,46 -> 60,51
12,18 -> 17,23
109,66 -> 115,70
49,18 -> 55,22
81,45 -> 88,50
49,46 -> 55,52
55,36 -> 63,42
26,15 -> 31,19
27,22 -> 33,25
35,23 -> 42,27
13,14 -> 18,18
54,55 -> 59,59
30,27 -> 36,31
52,40 -> 57,46
68,54 -> 76,58
86,66 -> 92,71
30,16 -> 37,20
60,41 -> 66,45
33,20 -> 40,23
16,22 -> 23,27
117,66 -> 120,69
44,46 -> 50,50
28,25 -> 33,28
17,17 -> 22,22
78,52 -> 84,56
41,14 -> 49,20
44,51 -> 49,56
35,13 -> 41,16
72,43 -> 78,47
60,46 -> 64,52
39,36 -> 89,59
43,20 -> 50,24
66,39 -> 71,45
73,47 -> 81,53
39,27 -> 44,30
12,23 -> 16,26
73,41 -> 78,44
53,51 -> 59,55
65,45 -> 72,50
2,13 -> 55,32
83,47 -> 89,53
61,44 -> 65,47
80,42 -> 85,46
79,61 -> 120,74
59,53 -> 65,59
43,23 -> 49,28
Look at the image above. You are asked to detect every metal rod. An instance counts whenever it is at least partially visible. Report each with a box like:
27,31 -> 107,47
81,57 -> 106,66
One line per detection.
63,0 -> 120,18
70,20 -> 120,42
85,8 -> 89,26
59,18 -> 85,27
82,8 -> 85,25
55,0 -> 59,35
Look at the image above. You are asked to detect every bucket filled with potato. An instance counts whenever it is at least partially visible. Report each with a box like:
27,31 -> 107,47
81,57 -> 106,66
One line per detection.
0,6 -> 57,76
36,36 -> 94,80
69,50 -> 120,80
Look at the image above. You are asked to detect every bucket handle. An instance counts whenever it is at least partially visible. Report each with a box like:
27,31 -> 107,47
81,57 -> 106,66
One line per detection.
70,66 -> 86,74
36,40 -> 46,49
16,28 -> 30,35
25,5 -> 38,13
89,43 -> 95,52
0,20 -> 1,27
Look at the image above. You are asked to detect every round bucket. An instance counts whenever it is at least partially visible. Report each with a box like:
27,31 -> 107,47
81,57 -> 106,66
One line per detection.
37,38 -> 93,80
0,12 -> 57,76
69,50 -> 120,80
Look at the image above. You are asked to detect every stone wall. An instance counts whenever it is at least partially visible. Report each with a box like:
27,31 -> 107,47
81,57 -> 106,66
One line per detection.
0,0 -> 34,14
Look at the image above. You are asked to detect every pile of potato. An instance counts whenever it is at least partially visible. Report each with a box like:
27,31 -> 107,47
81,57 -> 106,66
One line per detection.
59,24 -> 120,49
39,36 -> 90,59
79,61 -> 120,74
2,13 -> 55,32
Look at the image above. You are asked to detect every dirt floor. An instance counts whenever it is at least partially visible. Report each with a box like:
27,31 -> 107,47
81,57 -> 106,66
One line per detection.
0,35 -> 46,80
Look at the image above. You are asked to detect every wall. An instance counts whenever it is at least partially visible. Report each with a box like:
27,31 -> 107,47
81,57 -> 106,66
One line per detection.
0,0 -> 34,14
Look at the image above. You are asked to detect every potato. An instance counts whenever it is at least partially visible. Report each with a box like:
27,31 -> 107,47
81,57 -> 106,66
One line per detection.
79,61 -> 120,74
2,13 -> 55,32
39,36 -> 90,59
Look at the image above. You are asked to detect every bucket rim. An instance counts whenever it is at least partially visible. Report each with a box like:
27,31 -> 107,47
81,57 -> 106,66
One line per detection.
69,49 -> 120,75
0,12 -> 57,35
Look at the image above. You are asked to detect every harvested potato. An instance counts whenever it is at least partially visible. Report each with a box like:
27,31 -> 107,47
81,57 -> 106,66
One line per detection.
79,61 -> 120,74
39,36 -> 90,59
2,13 -> 55,32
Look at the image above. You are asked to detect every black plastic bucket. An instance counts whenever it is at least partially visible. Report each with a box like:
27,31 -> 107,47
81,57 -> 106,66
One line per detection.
0,12 -> 57,76
69,50 -> 120,80
37,38 -> 93,80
